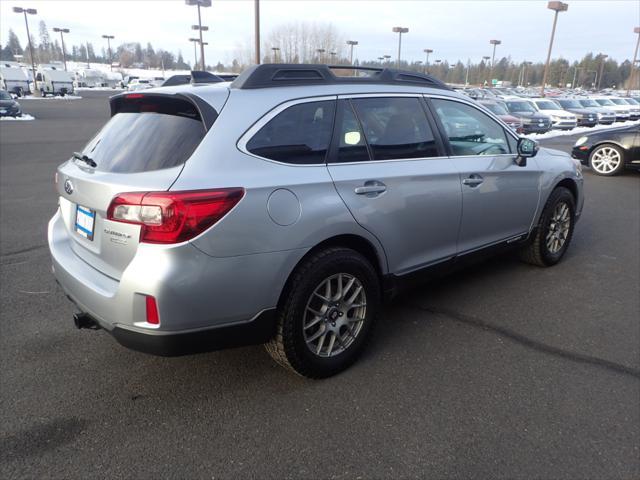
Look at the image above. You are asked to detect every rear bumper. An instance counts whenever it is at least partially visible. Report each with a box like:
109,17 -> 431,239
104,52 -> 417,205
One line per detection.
81,309 -> 276,356
48,209 -> 305,353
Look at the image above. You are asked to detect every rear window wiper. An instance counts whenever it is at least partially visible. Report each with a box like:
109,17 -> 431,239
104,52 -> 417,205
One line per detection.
72,152 -> 97,168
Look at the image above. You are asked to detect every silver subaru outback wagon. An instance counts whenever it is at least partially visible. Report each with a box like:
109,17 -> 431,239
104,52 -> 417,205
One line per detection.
48,65 -> 584,378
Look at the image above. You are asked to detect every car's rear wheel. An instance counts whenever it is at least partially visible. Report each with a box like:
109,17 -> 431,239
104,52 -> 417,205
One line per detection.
589,144 -> 625,176
520,187 -> 576,267
265,247 -> 380,378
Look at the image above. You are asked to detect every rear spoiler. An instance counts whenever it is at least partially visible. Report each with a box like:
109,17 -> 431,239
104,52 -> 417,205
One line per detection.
161,70 -> 224,87
109,91 -> 219,131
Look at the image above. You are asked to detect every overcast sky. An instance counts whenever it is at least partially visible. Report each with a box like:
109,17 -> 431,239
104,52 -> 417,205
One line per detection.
1,0 -> 638,65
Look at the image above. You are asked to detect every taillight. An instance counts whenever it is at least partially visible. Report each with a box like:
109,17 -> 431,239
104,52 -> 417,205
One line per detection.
145,295 -> 160,325
107,188 -> 244,244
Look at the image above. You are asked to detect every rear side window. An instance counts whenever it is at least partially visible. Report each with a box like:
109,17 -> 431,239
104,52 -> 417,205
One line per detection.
247,100 -> 335,164
84,96 -> 206,173
351,97 -> 439,160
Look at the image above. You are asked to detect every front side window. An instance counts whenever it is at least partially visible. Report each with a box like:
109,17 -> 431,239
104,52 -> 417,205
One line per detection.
247,100 -> 335,164
432,99 -> 510,156
350,97 -> 439,160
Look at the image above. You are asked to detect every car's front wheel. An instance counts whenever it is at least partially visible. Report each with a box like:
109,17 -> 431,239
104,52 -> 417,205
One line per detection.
266,247 -> 380,378
520,187 -> 576,267
589,144 -> 625,176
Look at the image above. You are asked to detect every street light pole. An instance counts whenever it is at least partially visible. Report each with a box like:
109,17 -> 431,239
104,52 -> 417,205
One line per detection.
596,53 -> 608,90
186,0 -> 212,69
541,1 -> 568,96
316,49 -> 325,64
53,28 -> 70,71
423,48 -> 433,74
482,56 -> 490,85
271,47 -> 280,63
189,38 -> 199,68
13,7 -> 39,95
347,40 -> 358,65
627,27 -> 640,96
489,39 -> 501,85
392,27 -> 409,68
102,35 -> 114,70
383,55 -> 391,65
254,0 -> 261,64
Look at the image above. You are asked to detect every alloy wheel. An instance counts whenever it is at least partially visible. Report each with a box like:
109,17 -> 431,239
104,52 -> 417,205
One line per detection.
591,146 -> 621,174
546,201 -> 571,254
303,273 -> 367,358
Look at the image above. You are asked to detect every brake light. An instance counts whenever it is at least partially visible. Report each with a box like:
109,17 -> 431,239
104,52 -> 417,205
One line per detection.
107,188 -> 244,244
125,93 -> 145,99
145,295 -> 160,325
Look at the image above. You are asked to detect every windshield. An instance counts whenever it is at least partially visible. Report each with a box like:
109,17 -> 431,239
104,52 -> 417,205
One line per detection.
535,100 -> 560,110
596,99 -> 615,106
557,99 -> 582,109
81,96 -> 206,173
580,99 -> 599,107
0,90 -> 11,100
625,98 -> 639,105
483,103 -> 509,116
506,101 -> 536,113
610,99 -> 627,106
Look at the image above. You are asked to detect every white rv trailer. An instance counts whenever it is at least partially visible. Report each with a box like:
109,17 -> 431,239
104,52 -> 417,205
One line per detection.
36,64 -> 75,96
0,62 -> 30,96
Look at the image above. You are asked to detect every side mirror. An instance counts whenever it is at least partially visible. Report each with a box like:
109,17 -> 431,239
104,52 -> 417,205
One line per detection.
515,137 -> 538,166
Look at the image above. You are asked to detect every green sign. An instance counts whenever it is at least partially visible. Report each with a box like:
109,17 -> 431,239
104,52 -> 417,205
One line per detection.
492,78 -> 498,86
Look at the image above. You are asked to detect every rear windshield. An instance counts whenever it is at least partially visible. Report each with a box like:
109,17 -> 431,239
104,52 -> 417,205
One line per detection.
81,96 -> 206,173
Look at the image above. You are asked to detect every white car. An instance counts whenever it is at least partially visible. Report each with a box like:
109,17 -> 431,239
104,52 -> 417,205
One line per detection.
530,98 -> 577,130
592,97 -> 630,122
609,97 -> 640,120
127,79 -> 154,91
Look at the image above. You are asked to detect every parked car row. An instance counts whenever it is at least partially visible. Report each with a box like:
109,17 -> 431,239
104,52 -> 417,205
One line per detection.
472,93 -> 639,135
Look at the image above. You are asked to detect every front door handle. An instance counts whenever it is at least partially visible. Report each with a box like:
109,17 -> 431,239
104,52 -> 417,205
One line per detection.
355,181 -> 387,196
462,174 -> 484,187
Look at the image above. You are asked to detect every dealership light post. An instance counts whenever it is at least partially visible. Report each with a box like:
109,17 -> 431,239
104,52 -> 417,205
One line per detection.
271,47 -> 280,63
596,53 -> 608,90
12,6 -> 39,95
316,49 -> 325,63
523,61 -> 532,86
489,39 -> 501,83
52,27 -> 70,71
482,56 -> 490,85
186,0 -> 211,69
188,38 -> 200,68
383,54 -> 391,65
423,48 -> 433,74
347,40 -> 358,65
571,65 -> 582,89
627,27 -> 640,96
102,35 -> 114,70
392,26 -> 409,68
541,1 -> 568,96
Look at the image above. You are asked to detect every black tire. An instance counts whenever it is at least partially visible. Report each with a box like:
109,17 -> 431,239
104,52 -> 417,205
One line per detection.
588,143 -> 625,176
520,187 -> 576,267
265,247 -> 380,378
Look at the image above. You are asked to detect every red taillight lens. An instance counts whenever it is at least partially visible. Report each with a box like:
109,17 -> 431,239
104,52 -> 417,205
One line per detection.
125,93 -> 145,99
145,295 -> 160,325
107,188 -> 244,244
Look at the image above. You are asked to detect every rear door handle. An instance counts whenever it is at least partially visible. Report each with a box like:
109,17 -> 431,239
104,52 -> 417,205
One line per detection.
355,181 -> 387,196
462,175 -> 484,187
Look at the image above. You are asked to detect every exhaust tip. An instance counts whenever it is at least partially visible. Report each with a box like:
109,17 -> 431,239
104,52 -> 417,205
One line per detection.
73,313 -> 100,330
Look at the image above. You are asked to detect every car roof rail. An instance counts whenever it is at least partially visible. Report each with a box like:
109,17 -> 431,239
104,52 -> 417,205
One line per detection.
230,64 -> 451,91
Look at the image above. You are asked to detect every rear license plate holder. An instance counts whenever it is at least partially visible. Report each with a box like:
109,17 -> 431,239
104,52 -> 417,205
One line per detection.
75,205 -> 95,241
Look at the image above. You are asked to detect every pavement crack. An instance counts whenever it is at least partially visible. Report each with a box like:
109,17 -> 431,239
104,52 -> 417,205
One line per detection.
409,304 -> 640,380
0,244 -> 47,259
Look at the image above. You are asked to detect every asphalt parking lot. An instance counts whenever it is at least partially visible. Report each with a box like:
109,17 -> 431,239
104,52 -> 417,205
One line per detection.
1,91 -> 638,479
